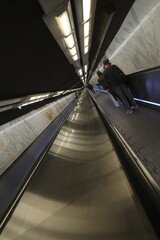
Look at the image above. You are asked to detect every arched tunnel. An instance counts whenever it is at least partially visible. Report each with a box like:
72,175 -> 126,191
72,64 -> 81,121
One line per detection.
0,0 -> 160,239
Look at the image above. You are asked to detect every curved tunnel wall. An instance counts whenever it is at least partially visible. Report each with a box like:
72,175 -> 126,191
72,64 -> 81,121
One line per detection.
90,0 -> 160,106
104,0 -> 160,74
0,93 -> 75,176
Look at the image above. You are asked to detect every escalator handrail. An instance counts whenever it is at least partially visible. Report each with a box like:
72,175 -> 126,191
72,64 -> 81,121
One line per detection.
0,98 -> 78,232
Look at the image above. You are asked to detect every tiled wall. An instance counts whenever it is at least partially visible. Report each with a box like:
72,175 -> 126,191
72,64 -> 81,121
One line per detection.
0,93 -> 75,175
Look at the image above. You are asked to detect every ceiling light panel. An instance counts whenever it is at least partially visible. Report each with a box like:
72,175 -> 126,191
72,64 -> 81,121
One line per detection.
64,34 -> 75,48
84,36 -> 89,47
69,46 -> 77,56
84,64 -> 88,72
55,11 -> 72,36
84,21 -> 90,37
72,54 -> 78,61
84,46 -> 89,54
74,0 -> 97,70
82,0 -> 91,22
43,0 -> 82,68
78,69 -> 83,76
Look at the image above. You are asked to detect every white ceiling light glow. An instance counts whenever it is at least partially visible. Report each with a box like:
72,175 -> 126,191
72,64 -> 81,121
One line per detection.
55,7 -> 80,66
84,21 -> 90,38
64,34 -> 75,48
84,64 -> 88,73
82,0 -> 91,22
84,46 -> 89,54
72,54 -> 78,61
82,0 -> 92,56
56,11 -> 71,36
84,36 -> 89,47
69,46 -> 77,56
78,69 -> 83,76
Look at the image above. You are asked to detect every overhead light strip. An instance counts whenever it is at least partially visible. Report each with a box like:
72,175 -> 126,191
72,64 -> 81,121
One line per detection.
72,54 -> 78,61
84,64 -> 88,73
82,0 -> 91,54
84,36 -> 89,47
64,34 -> 75,48
82,0 -> 91,22
69,46 -> 77,56
84,21 -> 90,38
55,10 -> 79,62
84,46 -> 89,54
78,69 -> 83,76
55,11 -> 71,36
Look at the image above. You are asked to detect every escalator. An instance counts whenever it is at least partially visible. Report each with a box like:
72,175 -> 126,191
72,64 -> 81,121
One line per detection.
0,90 -> 158,240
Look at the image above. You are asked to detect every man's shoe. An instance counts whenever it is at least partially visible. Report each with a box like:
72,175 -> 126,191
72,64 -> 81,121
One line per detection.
126,109 -> 134,114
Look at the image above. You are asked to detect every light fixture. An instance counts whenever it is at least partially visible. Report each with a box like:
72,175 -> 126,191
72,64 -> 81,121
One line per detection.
84,36 -> 89,47
69,46 -> 77,56
64,34 -> 75,48
55,11 -> 71,37
29,93 -> 50,101
84,46 -> 89,54
82,0 -> 91,22
30,96 -> 37,100
84,64 -> 88,73
78,69 -> 83,76
72,54 -> 78,61
82,0 -> 92,56
54,6 -> 80,65
84,21 -> 90,38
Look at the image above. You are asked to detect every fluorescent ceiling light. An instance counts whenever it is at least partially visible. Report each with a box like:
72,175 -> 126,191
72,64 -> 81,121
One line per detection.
30,96 -> 37,100
84,21 -> 90,37
72,54 -> 78,61
69,46 -> 77,56
78,69 -> 83,76
82,0 -> 91,22
84,46 -> 89,54
64,34 -> 75,48
84,64 -> 88,72
56,11 -> 72,36
56,91 -> 64,95
84,36 -> 89,47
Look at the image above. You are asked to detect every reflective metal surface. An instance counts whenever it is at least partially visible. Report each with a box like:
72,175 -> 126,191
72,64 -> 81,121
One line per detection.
1,90 -> 157,240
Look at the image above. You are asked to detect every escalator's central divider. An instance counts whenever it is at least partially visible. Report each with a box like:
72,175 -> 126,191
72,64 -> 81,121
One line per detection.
0,97 -> 79,232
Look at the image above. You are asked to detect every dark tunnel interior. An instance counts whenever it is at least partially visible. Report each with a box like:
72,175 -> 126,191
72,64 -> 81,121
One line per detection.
1,0 -> 160,239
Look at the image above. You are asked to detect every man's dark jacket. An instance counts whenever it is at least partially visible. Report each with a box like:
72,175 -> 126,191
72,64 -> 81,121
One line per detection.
103,65 -> 126,89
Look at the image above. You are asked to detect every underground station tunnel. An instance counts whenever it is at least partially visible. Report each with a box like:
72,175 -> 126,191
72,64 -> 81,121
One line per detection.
0,0 -> 160,239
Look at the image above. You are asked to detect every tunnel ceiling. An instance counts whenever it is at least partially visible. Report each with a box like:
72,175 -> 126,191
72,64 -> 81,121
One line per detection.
0,0 -> 135,100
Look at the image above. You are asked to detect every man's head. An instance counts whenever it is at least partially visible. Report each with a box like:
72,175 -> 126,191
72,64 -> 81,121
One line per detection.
103,59 -> 111,68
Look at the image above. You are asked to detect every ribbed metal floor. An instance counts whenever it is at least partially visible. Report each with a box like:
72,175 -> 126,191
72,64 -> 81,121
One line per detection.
0,90 -> 157,240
